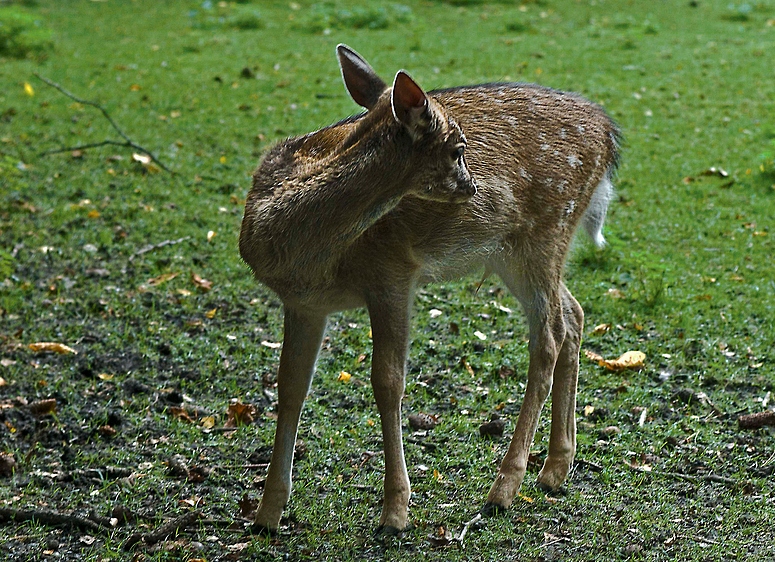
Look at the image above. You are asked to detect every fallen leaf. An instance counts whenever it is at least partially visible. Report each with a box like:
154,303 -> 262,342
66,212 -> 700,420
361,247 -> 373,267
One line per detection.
99,425 -> 118,437
428,525 -> 454,547
0,452 -> 16,477
191,272 -> 213,292
97,373 -> 114,381
169,406 -> 196,423
28,398 -> 57,416
584,349 -> 646,371
479,415 -> 506,438
28,342 -> 77,355
146,272 -> 179,286
338,371 -> 352,383
260,340 -> 282,349
207,230 -> 216,242
201,416 -> 216,429
606,288 -> 625,299
238,494 -> 259,518
24,82 -> 34,96
408,412 -> 438,430
225,401 -> 257,427
591,323 -> 611,336
205,308 -> 218,319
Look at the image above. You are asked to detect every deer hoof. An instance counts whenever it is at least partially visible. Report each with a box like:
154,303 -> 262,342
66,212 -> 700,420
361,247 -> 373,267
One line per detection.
244,523 -> 277,537
480,502 -> 507,517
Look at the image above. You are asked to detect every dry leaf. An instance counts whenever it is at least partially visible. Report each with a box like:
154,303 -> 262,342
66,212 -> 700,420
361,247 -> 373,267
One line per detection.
28,342 -> 77,355
260,340 -> 282,349
205,308 -> 217,319
225,401 -> 257,427
99,425 -> 117,437
201,416 -> 216,429
24,82 -> 35,96
207,230 -> 216,242
408,412 -> 438,430
338,371 -> 352,383
29,398 -> 57,416
585,349 -> 646,371
428,525 -> 454,547
591,323 -> 611,336
132,152 -> 150,164
191,272 -> 213,292
146,272 -> 179,286
97,373 -> 114,381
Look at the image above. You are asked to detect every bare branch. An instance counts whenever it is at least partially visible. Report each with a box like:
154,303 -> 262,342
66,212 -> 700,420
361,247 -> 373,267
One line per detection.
33,73 -> 174,174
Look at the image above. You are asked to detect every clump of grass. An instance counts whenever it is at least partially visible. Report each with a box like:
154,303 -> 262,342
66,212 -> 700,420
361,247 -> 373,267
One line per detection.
296,2 -> 413,33
0,6 -> 53,59
188,3 -> 263,31
505,21 -> 534,33
758,133 -> 775,182
722,2 -> 753,21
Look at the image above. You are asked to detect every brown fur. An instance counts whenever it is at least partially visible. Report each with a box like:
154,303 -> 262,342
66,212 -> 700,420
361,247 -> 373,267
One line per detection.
239,44 -> 620,533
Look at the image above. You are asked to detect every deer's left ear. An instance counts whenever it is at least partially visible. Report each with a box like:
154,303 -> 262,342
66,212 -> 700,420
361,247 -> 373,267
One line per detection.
337,44 -> 387,110
391,71 -> 434,137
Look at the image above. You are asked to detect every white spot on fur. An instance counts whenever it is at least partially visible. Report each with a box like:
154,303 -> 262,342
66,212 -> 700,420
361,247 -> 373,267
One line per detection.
540,143 -> 550,151
565,200 -> 576,216
559,128 -> 567,139
519,167 -> 532,181
567,154 -> 582,168
576,125 -> 586,135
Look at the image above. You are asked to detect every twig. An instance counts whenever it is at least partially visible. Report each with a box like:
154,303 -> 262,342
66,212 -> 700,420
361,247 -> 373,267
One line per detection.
454,512 -> 482,546
738,410 -> 775,430
124,510 -> 202,550
33,73 -> 174,174
130,236 -> 190,261
0,507 -> 107,533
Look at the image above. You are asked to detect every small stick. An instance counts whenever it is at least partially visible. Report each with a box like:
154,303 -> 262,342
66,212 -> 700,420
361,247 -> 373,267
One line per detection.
33,73 -> 173,174
124,510 -> 202,550
738,410 -> 775,430
130,236 -> 190,261
455,512 -> 482,546
0,507 -> 105,533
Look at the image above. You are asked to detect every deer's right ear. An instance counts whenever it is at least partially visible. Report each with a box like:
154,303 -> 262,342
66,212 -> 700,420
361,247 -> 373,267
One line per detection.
337,44 -> 387,110
391,71 -> 432,136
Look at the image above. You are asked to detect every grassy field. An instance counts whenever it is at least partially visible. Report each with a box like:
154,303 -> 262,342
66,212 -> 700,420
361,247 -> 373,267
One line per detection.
1,0 -> 774,560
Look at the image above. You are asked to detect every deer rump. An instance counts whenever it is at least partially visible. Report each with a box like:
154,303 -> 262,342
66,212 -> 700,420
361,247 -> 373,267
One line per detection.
239,44 -> 620,534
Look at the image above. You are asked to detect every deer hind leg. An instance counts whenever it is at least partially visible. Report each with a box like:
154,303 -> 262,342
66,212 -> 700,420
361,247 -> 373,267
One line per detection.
536,283 -> 583,491
367,287 -> 413,534
252,306 -> 326,532
485,261 -> 565,512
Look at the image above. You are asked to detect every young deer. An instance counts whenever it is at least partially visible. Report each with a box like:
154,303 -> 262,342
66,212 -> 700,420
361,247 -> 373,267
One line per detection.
239,44 -> 620,534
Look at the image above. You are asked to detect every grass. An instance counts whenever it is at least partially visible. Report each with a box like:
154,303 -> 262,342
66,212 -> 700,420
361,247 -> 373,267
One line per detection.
1,0 -> 774,560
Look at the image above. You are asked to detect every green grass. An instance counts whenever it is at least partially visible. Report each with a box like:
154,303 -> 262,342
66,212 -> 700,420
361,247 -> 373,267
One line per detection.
1,0 -> 774,560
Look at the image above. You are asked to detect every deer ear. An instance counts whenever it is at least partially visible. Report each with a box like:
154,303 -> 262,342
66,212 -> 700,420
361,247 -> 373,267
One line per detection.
337,44 -> 387,110
391,71 -> 431,134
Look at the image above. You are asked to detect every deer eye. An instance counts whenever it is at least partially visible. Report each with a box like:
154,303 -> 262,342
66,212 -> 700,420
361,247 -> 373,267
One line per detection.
452,144 -> 465,160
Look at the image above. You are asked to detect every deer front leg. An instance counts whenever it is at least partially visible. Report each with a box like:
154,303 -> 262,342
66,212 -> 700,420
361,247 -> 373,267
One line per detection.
252,306 -> 326,533
485,290 -> 564,512
367,289 -> 413,534
537,285 -> 583,491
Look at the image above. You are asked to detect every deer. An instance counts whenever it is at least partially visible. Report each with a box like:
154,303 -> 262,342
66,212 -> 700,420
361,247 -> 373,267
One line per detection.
239,44 -> 620,535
